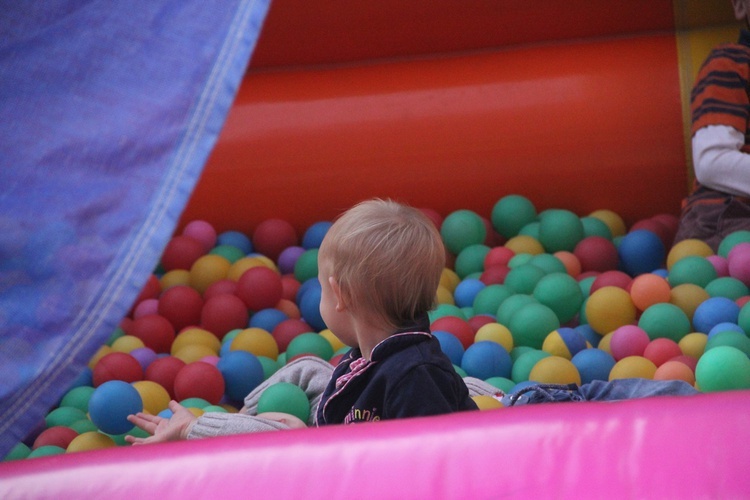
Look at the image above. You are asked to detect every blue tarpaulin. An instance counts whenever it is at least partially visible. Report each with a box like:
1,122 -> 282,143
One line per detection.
0,0 -> 271,457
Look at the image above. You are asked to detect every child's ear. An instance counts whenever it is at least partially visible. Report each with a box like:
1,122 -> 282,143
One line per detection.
329,276 -> 346,311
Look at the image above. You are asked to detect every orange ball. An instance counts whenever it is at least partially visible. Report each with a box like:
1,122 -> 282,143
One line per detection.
553,251 -> 581,277
653,360 -> 696,385
629,273 -> 672,311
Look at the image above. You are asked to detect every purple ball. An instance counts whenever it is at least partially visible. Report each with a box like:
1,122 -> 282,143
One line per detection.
277,246 -> 305,275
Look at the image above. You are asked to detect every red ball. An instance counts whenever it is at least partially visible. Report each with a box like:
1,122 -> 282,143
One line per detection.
630,218 -> 672,251
160,235 -> 206,271
590,270 -> 632,294
93,352 -> 144,386
200,294 -> 249,339
173,361 -> 225,405
158,285 -> 204,332
129,274 -> 161,316
574,236 -> 619,273
280,275 -> 301,302
670,354 -> 698,372
330,353 -> 345,366
203,279 -> 238,301
643,338 -> 683,367
480,264 -> 510,285
419,207 -> 444,229
468,314 -> 497,333
650,213 -> 679,243
272,318 -> 313,353
431,316 -> 474,349
33,426 -> 78,450
129,314 -> 176,353
252,219 -> 299,261
145,356 -> 186,399
484,246 -> 515,268
236,266 -> 284,311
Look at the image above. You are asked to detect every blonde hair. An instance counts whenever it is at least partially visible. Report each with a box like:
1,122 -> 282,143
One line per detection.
319,198 -> 445,330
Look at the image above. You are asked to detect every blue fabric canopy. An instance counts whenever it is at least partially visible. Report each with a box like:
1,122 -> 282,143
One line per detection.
0,0 -> 271,457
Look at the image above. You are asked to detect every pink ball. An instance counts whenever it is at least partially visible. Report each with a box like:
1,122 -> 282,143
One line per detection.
132,298 -> 159,319
182,220 -> 217,253
200,294 -> 249,340
643,337 -> 683,367
236,266 -> 283,311
574,236 -> 619,273
728,243 -> 750,287
158,285 -> 204,332
706,255 -> 730,277
253,219 -> 299,261
419,208 -> 444,229
173,361 -> 225,405
609,325 -> 650,361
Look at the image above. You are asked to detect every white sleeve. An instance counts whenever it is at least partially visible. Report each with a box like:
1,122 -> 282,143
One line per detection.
692,125 -> 750,197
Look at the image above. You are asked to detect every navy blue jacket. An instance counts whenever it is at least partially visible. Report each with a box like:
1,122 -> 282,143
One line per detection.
315,327 -> 477,426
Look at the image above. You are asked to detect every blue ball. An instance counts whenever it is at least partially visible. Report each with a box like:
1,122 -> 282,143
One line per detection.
88,380 -> 143,435
708,322 -> 745,339
249,308 -> 289,333
617,229 -> 665,276
299,284 -> 326,331
575,324 -> 600,348
295,277 -> 320,304
454,278 -> 486,308
433,330 -> 465,365
217,350 -> 265,402
461,341 -> 512,380
217,230 -> 252,254
693,297 -> 741,334
302,221 -> 332,249
571,349 -> 615,384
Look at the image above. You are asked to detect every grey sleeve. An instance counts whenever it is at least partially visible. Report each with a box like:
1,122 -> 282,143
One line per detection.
463,376 -> 504,397
187,412 -> 291,439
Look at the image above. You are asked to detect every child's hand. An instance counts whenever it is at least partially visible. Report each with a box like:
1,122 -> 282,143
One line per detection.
125,400 -> 197,445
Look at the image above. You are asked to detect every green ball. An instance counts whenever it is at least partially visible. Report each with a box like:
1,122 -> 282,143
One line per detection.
580,216 -> 613,239
180,397 -> 211,409
202,405 -> 229,413
491,195 -> 537,239
508,253 -> 533,269
504,263 -> 546,295
483,377 -> 516,393
69,419 -> 98,434
293,249 -> 319,283
718,230 -> 750,258
528,254 -> 566,274
533,272 -> 584,324
637,303 -> 691,342
45,406 -> 87,429
3,442 -> 31,461
668,256 -> 718,288
496,294 -> 538,327
257,382 -> 311,423
508,303 -> 561,349
454,244 -> 490,279
739,302 -> 750,336
511,349 -> 551,383
209,244 -> 245,263
60,386 -> 95,413
106,327 -> 125,346
705,277 -> 750,301
429,304 -> 467,321
453,365 -> 468,377
441,209 -> 486,255
578,276 -> 596,298
258,356 -> 280,380
510,346 -> 536,363
518,222 -> 541,239
472,284 -> 513,317
696,345 -> 750,392
27,445 -> 66,459
286,332 -> 334,361
705,331 -> 750,358
538,209 -> 584,253
222,328 -> 243,346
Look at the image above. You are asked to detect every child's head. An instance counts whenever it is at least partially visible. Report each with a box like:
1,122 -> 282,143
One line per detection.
318,198 -> 445,332
734,0 -> 750,25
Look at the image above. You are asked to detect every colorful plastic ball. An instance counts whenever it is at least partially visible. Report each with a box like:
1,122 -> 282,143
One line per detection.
454,245 -> 490,279
173,361 -> 225,405
171,326 -> 220,355
144,355 -> 185,399
533,272 -> 583,324
129,347 -> 158,372
231,327 -> 279,360
199,294 -> 248,340
739,302 -> 750,334
653,360 -> 695,384
580,216 -> 613,239
433,331 -> 465,365
252,219 -> 298,261
528,253 -> 566,275
589,270 -> 632,294
553,251 -> 582,278
277,246 -> 305,275
692,296 -> 741,334
156,284 -> 203,331
45,406 -> 87,429
226,256 -> 264,281
88,380 -> 142,435
475,322 -> 514,352
217,350 -> 265,402
508,302 -> 560,350
92,352 -> 143,386
588,209 -> 626,238
160,235 -> 206,272
159,269 -> 191,289
537,209 -> 584,253
293,248 -> 319,283
133,298 -> 159,319
471,395 -> 504,410
695,345 -> 750,392
667,239 -> 714,270
484,246 -> 515,269
496,294 -> 538,327
182,220 -> 217,253
472,284 -> 512,317
678,332 -> 708,359
529,356 -> 581,385
504,235 -> 544,255
574,236 -> 619,273
728,242 -> 750,286
59,385 -> 95,413
609,356 -> 657,381
669,283 -> 710,321
618,229 -> 666,276
542,328 -> 588,360
129,314 -> 176,354
585,286 -> 637,335
575,324 -> 601,348
504,263 -> 546,295
302,221 -> 332,249
461,341 -> 512,380
66,431 -> 116,453
571,348 -> 615,384
217,230 -> 252,254
643,337 -> 683,367
441,209 -> 487,255
609,325 -> 650,361
286,332 -> 334,361
717,230 -> 750,257
209,244 -> 245,264
33,426 -> 78,450
637,303 -> 690,342
131,380 -> 171,415
189,254 -> 231,294
4,442 -> 31,461
629,273 -> 672,311
491,195 -> 537,239
708,322 -> 745,338
27,445 -> 66,459
257,382 -> 310,423
705,277 -> 749,301
272,318 -> 313,353
205,278 -> 241,301
299,285 -> 326,331
431,315 -> 475,349
705,331 -> 750,358
452,278 -> 485,308
668,256 -> 718,288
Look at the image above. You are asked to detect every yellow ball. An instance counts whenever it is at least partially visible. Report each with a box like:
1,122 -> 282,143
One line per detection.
585,286 -> 636,335
187,407 -> 205,417
132,380 -> 171,415
504,235 -> 544,255
440,268 -> 461,293
472,395 -> 504,410
598,331 -> 614,355
666,239 -> 714,270
609,356 -> 657,381
669,283 -> 710,322
172,327 -> 221,356
529,356 -> 581,385
475,323 -> 514,352
588,209 -> 627,238
189,254 -> 231,293
319,328 -> 346,352
230,327 -> 279,360
159,269 -> 191,290
173,344 -> 218,364
88,345 -> 113,370
227,256 -> 266,281
435,285 -> 455,305
67,432 -> 116,453
110,335 -> 146,353
679,332 -> 708,359
252,255 -> 279,272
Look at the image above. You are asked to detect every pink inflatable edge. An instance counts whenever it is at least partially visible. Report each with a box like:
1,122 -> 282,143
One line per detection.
2,391 -> 748,498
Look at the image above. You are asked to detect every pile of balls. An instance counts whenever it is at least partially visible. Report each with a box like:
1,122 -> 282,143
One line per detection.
6,194 -> 750,460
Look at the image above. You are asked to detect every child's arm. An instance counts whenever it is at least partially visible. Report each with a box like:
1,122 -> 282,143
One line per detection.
125,400 -> 196,445
693,124 -> 750,197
